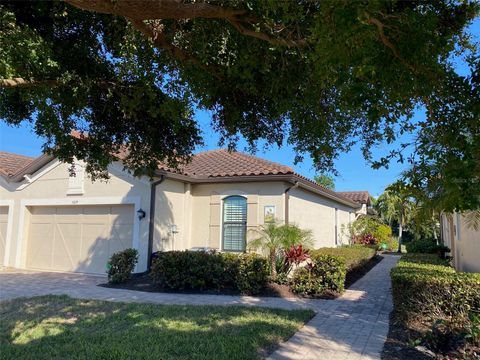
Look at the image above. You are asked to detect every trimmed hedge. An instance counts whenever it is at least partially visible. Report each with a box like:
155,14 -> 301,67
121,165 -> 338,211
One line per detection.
107,248 -> 138,284
391,254 -> 480,324
311,245 -> 376,271
291,253 -> 346,297
150,251 -> 268,295
405,239 -> 449,254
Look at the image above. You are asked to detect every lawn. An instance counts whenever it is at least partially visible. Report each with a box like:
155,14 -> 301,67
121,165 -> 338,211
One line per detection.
0,295 -> 313,360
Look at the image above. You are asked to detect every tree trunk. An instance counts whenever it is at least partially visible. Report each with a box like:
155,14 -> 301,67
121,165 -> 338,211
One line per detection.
270,249 -> 277,278
397,218 -> 403,253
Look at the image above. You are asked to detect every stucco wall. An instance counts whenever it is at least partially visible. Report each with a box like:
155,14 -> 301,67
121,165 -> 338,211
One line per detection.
288,187 -> 356,248
152,179 -> 189,252
442,212 -> 480,273
188,182 -> 287,250
0,161 -> 151,272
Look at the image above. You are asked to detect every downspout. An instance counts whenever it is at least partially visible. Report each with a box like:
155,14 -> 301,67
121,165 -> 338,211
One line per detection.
284,181 -> 299,224
148,175 -> 165,269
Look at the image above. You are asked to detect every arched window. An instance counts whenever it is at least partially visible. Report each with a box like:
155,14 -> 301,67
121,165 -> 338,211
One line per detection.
222,196 -> 247,252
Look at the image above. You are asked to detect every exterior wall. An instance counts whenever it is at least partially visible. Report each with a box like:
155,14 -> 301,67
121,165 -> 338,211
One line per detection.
356,204 -> 367,216
189,182 -> 287,250
152,179 -> 189,252
288,187 -> 356,248
0,161 -> 151,272
441,212 -> 480,273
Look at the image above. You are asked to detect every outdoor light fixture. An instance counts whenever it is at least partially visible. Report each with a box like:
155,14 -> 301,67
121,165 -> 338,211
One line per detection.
169,224 -> 178,234
137,209 -> 146,220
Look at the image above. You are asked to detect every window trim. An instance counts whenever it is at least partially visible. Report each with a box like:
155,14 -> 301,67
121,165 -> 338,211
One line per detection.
221,195 -> 248,252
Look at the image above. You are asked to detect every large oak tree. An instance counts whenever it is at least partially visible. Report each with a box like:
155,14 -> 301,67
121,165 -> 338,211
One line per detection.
1,0 -> 479,211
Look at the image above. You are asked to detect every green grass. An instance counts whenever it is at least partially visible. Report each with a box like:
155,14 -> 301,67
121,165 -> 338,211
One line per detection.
0,295 -> 313,360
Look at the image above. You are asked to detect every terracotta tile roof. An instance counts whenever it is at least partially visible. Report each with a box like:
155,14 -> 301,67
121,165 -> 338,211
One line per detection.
0,151 -> 35,177
337,191 -> 370,205
0,146 -> 359,208
183,149 -> 294,177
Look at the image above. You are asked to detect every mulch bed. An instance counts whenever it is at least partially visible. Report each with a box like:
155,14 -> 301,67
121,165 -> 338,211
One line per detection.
100,255 -> 384,299
381,314 -> 436,360
381,313 -> 480,360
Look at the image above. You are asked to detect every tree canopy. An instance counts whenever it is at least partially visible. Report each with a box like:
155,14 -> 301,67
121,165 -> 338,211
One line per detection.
1,0 -> 479,211
314,174 -> 335,190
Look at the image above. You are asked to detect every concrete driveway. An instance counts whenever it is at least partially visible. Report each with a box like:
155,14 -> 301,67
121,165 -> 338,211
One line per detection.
0,255 -> 400,360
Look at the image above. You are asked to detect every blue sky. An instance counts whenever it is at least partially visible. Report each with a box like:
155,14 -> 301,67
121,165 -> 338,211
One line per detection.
1,18 -> 478,197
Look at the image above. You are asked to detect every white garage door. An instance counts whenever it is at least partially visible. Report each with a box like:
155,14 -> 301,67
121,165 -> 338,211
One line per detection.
26,205 -> 134,275
0,206 -> 8,266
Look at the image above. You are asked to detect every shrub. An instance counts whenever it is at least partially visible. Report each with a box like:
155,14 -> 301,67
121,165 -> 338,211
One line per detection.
311,245 -> 376,271
291,254 -> 346,297
150,251 -> 228,291
406,239 -> 449,254
347,216 -> 393,246
391,254 -> 480,326
107,248 -> 139,284
381,236 -> 399,251
150,251 -> 268,295
236,253 -> 268,295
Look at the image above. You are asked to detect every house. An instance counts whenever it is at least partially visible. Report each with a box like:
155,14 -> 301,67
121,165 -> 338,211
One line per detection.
0,149 -> 362,275
440,211 -> 480,273
337,191 -> 373,216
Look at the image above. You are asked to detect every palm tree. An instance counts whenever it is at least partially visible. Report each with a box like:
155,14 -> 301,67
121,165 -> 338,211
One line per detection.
375,184 -> 414,252
248,222 -> 313,277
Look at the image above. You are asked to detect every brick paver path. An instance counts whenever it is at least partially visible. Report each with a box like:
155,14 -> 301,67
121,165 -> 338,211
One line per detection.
0,255 -> 399,360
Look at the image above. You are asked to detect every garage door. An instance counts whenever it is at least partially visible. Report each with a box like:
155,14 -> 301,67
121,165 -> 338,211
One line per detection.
26,205 -> 134,275
0,206 -> 8,266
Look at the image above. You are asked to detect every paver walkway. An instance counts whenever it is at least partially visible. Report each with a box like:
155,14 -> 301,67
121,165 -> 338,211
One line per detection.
0,255 -> 399,360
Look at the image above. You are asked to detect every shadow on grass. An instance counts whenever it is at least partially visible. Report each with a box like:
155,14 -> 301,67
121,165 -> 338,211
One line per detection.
0,295 -> 313,360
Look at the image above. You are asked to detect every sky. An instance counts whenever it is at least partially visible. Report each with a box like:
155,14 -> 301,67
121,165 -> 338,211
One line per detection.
1,19 -> 478,197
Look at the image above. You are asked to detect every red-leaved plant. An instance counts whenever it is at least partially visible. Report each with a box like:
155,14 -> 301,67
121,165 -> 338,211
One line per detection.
284,245 -> 310,270
355,233 -> 377,245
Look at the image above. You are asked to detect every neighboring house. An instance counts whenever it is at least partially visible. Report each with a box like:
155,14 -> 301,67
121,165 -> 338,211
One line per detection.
337,191 -> 374,216
0,149 -> 362,275
440,212 -> 480,273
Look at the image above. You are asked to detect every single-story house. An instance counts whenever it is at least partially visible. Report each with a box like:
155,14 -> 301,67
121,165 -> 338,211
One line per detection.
440,211 -> 480,273
0,149 -> 363,275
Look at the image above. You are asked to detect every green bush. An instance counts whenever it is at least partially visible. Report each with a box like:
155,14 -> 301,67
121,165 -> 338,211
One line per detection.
291,254 -> 346,297
406,239 -> 449,254
236,253 -> 269,295
381,236 -> 399,251
151,251 -> 228,291
311,245 -> 376,271
391,254 -> 480,326
346,216 -> 393,245
150,251 -> 268,295
107,248 -> 139,284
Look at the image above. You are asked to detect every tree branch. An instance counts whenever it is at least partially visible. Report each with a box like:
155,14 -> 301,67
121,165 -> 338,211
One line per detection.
128,19 -> 223,80
1,78 -> 60,88
227,20 -> 307,48
65,0 -> 308,48
366,16 -> 416,73
65,0 -> 248,20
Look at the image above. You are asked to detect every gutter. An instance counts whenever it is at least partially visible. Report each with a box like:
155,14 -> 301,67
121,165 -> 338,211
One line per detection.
284,181 -> 299,224
147,175 -> 165,269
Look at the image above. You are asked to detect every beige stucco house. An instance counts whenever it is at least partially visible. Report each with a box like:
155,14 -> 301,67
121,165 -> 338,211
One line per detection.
440,211 -> 480,273
0,149 -> 362,275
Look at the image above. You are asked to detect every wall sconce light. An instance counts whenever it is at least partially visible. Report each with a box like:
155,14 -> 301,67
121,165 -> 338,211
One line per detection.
169,224 -> 178,234
137,209 -> 146,220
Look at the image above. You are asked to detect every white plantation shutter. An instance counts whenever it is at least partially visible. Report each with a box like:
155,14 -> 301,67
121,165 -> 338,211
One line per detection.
222,196 -> 247,252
